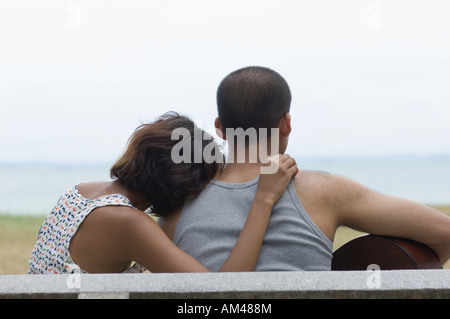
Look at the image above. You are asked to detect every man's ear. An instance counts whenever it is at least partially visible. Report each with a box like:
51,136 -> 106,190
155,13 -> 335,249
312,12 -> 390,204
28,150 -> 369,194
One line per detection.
279,113 -> 292,137
214,117 -> 226,140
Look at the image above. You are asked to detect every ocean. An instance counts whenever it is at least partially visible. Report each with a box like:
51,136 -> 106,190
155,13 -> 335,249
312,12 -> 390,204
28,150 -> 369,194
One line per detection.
0,155 -> 449,216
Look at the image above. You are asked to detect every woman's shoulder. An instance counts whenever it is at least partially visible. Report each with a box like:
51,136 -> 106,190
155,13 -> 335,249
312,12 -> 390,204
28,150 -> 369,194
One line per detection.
75,181 -> 111,199
92,204 -> 155,230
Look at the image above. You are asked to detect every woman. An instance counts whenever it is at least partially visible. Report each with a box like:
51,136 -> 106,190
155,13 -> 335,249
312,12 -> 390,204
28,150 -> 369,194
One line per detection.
28,112 -> 298,274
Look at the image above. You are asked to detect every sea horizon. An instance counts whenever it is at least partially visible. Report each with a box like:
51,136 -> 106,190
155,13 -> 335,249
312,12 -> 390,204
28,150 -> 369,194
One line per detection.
1,153 -> 449,216
1,152 -> 450,166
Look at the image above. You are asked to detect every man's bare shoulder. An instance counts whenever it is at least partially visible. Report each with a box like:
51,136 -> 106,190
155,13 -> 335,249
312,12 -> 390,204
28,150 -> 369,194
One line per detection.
293,169 -> 370,205
293,169 -> 340,189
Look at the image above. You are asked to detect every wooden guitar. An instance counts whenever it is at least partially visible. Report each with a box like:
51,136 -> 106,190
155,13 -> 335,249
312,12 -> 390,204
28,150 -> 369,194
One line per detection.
331,234 -> 443,270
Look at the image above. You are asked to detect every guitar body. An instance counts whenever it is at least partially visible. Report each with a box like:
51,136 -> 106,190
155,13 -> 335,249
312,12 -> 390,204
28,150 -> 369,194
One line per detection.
332,234 -> 443,270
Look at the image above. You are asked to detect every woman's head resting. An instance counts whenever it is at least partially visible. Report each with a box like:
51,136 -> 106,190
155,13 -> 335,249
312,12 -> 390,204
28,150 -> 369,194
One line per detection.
110,112 -> 224,216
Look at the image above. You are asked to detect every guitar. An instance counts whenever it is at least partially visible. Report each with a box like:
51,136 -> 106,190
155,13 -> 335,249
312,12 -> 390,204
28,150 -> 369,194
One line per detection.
331,234 -> 443,270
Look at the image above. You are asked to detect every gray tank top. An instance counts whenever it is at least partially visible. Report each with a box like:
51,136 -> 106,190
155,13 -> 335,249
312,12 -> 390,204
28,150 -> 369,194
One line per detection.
172,177 -> 333,271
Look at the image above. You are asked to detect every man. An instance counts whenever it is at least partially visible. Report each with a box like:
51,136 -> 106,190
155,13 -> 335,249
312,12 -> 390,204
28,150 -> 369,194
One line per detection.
159,66 -> 450,271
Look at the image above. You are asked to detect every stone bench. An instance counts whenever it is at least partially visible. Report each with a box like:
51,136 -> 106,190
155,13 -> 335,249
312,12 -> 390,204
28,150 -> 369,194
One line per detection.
1,270 -> 449,299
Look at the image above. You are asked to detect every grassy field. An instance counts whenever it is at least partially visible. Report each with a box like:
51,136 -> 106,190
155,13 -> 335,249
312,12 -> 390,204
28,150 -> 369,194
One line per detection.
0,215 -> 46,275
1,206 -> 449,274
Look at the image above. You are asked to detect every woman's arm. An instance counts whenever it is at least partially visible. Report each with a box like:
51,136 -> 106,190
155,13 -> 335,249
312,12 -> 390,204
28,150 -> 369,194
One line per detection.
124,154 -> 298,272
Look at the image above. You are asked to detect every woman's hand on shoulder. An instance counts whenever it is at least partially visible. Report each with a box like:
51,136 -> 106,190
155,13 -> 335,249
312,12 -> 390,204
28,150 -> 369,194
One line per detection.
256,154 -> 298,206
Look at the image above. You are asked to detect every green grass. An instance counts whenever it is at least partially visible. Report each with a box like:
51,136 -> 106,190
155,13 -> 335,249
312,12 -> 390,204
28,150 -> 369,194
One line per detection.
1,206 -> 449,274
0,215 -> 46,274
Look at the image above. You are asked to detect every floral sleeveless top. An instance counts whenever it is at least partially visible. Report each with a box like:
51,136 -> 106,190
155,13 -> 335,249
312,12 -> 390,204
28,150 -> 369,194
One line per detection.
28,185 -> 147,274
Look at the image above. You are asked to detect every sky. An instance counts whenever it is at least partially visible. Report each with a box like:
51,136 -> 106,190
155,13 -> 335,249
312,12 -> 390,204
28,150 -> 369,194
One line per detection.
1,0 -> 450,164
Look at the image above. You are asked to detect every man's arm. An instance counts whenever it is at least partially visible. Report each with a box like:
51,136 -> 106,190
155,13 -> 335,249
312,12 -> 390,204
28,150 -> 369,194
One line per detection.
327,174 -> 450,264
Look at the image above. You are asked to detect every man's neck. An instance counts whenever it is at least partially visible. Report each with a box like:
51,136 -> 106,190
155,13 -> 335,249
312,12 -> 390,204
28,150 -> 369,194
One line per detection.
215,144 -> 264,183
215,142 -> 283,183
216,162 -> 262,183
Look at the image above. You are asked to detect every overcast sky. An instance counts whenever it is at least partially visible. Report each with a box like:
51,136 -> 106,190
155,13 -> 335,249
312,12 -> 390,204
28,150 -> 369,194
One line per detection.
1,0 -> 450,164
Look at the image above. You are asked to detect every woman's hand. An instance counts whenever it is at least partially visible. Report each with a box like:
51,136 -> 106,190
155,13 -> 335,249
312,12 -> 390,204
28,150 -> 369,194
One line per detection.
256,154 -> 298,206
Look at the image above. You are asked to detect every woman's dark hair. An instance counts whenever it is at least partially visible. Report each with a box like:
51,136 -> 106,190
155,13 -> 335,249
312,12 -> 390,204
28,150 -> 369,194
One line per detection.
110,112 -> 224,217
